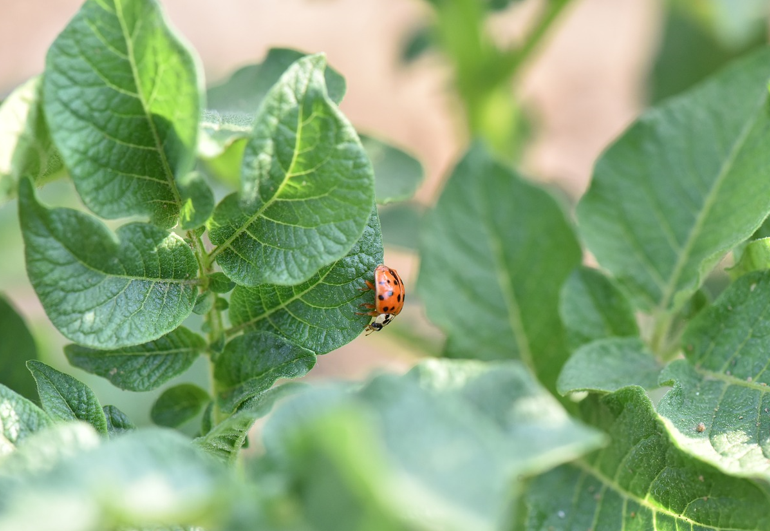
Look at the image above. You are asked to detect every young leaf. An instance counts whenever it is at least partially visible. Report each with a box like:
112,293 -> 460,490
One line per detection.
518,387 -> 770,530
727,237 -> 770,279
151,384 -> 209,428
657,271 -> 770,481
0,294 -> 39,401
208,272 -> 235,293
228,209 -> 383,353
200,47 -> 346,160
0,384 -> 52,457
102,405 -> 136,437
559,266 -> 639,351
0,77 -> 63,204
578,49 -> 770,313
557,337 -> 662,395
27,360 -> 108,436
42,0 -> 202,227
208,54 -> 375,286
19,180 -> 199,349
360,135 -> 423,204
177,172 -> 215,230
64,327 -> 205,392
418,143 -> 580,391
215,331 -> 316,414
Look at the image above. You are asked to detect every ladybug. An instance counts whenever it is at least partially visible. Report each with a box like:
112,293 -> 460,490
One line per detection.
360,264 -> 405,334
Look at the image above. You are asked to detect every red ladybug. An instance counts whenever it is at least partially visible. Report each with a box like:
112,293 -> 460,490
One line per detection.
360,264 -> 405,334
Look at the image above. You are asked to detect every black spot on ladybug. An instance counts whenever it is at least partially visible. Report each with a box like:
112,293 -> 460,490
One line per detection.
378,295 -> 385,300
383,306 -> 389,312
397,294 -> 401,302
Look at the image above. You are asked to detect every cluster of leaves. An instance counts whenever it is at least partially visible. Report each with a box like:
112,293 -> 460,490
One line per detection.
4,0 -> 770,530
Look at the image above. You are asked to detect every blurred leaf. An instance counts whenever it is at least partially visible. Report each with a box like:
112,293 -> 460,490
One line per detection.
194,383 -> 303,465
578,49 -> 770,313
379,202 -> 423,251
727,237 -> 770,279
261,359 -> 604,531
0,294 -> 38,401
178,172 -> 215,230
43,0 -> 202,227
20,180 -> 199,349
557,338 -> 662,395
27,360 -> 108,436
103,405 -> 136,437
0,384 -> 52,459
215,332 -> 316,414
65,327 -> 205,392
400,24 -> 434,63
208,54 -> 375,287
151,384 -> 210,428
0,77 -> 63,204
649,1 -> 767,103
228,210 -> 383,353
0,422 -> 99,477
0,428 -> 246,531
559,266 -> 639,351
419,143 -> 580,392
360,135 -> 423,204
518,386 -> 770,529
657,271 -> 770,481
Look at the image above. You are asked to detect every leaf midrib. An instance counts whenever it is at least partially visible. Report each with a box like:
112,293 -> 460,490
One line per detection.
657,90 -> 767,312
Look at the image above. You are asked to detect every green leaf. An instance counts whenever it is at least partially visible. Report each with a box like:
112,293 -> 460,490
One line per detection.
0,77 -> 63,203
208,54 -> 375,287
178,172 -> 215,230
0,428 -> 245,530
102,405 -> 135,437
228,209 -> 383,353
151,384 -> 209,428
656,271 -> 770,481
360,135 -> 423,204
518,387 -> 770,530
65,327 -> 205,392
27,360 -> 108,436
194,383 -> 302,464
200,47 -> 346,161
577,49 -> 770,313
42,0 -> 202,227
192,291 -> 214,315
0,294 -> 39,401
379,202 -> 423,251
19,180 -> 199,349
559,266 -> 639,351
215,332 -> 316,414
208,272 -> 235,293
0,384 -> 52,458
418,143 -> 580,391
557,337 -> 662,395
262,359 -> 604,531
728,236 -> 770,279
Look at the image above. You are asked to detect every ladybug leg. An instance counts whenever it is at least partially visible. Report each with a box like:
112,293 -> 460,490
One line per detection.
355,310 -> 379,316
359,280 -> 375,292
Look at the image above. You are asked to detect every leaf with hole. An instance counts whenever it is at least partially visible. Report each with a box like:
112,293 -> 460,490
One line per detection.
20,180 -> 199,349
208,54 -> 374,286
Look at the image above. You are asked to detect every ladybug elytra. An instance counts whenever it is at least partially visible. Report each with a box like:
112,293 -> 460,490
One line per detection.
360,264 -> 405,334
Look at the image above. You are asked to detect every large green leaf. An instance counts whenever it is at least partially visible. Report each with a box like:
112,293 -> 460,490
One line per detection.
0,294 -> 39,401
518,387 -> 770,530
360,135 -> 423,204
215,332 -> 316,414
228,209 -> 383,353
151,384 -> 209,428
0,384 -> 52,458
557,337 -> 662,395
0,77 -> 63,204
0,428 -> 245,531
65,327 -> 205,391
42,0 -> 202,227
208,54 -> 375,286
559,266 -> 639,351
261,359 -> 604,531
418,144 -> 580,391
657,271 -> 770,481
200,47 -> 346,160
19,180 -> 199,349
578,49 -> 770,313
27,361 -> 108,436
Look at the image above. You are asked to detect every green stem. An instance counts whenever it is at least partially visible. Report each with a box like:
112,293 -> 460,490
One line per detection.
649,310 -> 673,359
